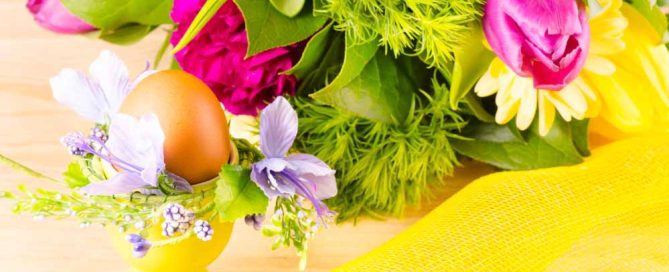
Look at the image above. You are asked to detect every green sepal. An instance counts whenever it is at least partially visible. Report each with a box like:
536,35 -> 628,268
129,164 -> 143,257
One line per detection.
214,165 -> 269,222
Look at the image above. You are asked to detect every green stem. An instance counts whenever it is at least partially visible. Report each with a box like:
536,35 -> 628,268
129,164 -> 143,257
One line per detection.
153,27 -> 174,69
0,154 -> 60,183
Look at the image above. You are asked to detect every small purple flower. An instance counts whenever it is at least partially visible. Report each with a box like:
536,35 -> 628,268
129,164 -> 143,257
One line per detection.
126,234 -> 151,258
194,220 -> 213,241
250,97 -> 337,219
244,214 -> 264,230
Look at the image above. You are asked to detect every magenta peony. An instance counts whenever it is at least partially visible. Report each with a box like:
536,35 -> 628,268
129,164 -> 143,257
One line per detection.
170,0 -> 298,116
27,0 -> 96,34
482,0 -> 590,90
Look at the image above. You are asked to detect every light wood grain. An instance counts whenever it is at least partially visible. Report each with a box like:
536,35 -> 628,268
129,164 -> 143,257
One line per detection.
0,2 -> 494,271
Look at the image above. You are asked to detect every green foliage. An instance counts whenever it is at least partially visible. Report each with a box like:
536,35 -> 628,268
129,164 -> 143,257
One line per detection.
262,196 -> 318,271
451,118 -> 590,170
283,23 -> 346,95
85,24 -> 158,45
293,79 -> 466,221
63,161 -> 90,188
215,165 -> 269,222
270,0 -> 306,17
449,25 -> 495,109
284,23 -> 338,78
311,37 -> 431,124
61,0 -> 173,30
320,0 -> 486,70
235,0 -> 327,57
5,183 -> 217,234
172,0 -> 227,53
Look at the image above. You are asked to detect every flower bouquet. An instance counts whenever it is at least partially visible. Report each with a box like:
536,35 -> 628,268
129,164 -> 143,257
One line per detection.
3,0 -> 669,270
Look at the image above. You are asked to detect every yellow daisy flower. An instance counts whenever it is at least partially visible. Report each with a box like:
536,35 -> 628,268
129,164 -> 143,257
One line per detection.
476,0 -> 669,136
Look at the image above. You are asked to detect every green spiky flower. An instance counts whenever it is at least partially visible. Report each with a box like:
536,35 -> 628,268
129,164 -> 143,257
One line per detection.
293,79 -> 466,222
320,0 -> 486,70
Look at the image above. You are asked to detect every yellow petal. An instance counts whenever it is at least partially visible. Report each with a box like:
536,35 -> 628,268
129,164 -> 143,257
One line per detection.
583,55 -> 616,76
538,92 -> 556,136
496,98 -> 520,125
475,70 -> 500,97
516,88 -> 537,131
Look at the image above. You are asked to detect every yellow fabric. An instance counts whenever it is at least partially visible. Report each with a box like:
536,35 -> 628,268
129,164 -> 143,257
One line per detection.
336,135 -> 669,271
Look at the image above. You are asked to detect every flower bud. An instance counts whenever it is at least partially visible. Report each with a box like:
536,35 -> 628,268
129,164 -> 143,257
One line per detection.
27,0 -> 96,34
483,0 -> 590,90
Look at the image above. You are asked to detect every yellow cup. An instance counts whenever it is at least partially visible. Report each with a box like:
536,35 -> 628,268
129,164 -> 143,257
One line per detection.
107,180 -> 234,272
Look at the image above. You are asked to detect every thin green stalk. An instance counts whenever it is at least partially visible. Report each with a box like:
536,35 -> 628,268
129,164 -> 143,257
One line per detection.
153,27 -> 174,69
0,154 -> 60,183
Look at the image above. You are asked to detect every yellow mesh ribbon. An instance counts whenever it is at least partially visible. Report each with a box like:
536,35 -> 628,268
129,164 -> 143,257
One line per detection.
336,135 -> 669,271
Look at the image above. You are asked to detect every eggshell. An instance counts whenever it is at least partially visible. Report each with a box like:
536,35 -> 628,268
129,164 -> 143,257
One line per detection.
121,70 -> 230,184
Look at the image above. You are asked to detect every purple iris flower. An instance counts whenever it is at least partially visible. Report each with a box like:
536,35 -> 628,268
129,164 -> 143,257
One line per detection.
62,113 -> 191,195
251,97 -> 337,219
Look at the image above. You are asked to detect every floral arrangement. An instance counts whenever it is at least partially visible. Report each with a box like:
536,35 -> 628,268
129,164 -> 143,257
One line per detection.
5,0 -> 669,269
0,51 -> 336,269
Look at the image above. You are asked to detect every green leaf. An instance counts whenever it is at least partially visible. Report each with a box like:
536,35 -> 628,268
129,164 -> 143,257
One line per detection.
283,22 -> 334,79
570,119 -> 591,156
462,92 -> 495,123
269,0 -> 306,18
285,23 -> 346,94
627,0 -> 669,43
234,0 -> 327,57
215,165 -> 268,222
63,161 -> 90,189
449,25 -> 495,109
452,116 -> 588,170
307,35 -> 375,94
93,24 -> 156,45
61,0 -> 173,30
310,36 -> 430,124
172,0 -> 227,53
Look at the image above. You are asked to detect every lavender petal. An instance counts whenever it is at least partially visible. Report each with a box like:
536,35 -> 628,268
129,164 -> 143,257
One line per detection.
286,154 -> 337,200
259,97 -> 298,158
80,172 -> 148,195
88,50 -> 131,115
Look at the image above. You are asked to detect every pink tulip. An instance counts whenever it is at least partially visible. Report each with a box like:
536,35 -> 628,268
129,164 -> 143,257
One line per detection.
27,0 -> 96,34
483,0 -> 590,90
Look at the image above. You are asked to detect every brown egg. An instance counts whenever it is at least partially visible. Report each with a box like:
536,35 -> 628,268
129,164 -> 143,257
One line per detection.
121,70 -> 230,184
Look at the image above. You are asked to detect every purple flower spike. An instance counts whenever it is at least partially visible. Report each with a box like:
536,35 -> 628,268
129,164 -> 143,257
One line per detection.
251,97 -> 337,220
126,234 -> 151,258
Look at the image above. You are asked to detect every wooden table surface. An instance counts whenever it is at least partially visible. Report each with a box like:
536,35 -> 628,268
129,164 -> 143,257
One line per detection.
0,2 -> 494,271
